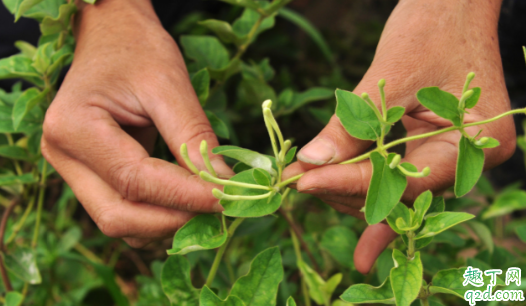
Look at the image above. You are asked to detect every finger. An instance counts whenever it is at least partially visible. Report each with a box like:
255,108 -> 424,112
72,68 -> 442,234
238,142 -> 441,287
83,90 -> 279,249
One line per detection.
138,69 -> 233,176
42,122 -> 223,213
42,138 -> 201,238
123,237 -> 156,249
354,223 -> 398,274
296,115 -> 372,168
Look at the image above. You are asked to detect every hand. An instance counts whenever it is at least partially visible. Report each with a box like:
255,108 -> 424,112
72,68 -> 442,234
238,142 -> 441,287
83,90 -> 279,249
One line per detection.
284,0 -> 515,273
41,0 -> 231,248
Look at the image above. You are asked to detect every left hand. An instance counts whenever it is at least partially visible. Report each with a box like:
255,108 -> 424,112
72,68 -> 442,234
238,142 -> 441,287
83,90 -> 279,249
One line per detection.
283,0 -> 515,274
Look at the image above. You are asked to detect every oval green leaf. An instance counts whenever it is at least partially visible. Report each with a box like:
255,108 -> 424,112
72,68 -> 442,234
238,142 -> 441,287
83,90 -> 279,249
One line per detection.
390,249 -> 423,306
415,212 -> 475,240
161,255 -> 199,306
167,215 -> 227,255
335,89 -> 381,140
455,136 -> 484,197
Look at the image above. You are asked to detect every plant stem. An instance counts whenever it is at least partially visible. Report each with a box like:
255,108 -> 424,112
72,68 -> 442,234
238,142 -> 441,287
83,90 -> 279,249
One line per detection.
233,16 -> 264,61
0,199 -> 17,292
5,133 -> 23,176
205,217 -> 245,288
32,160 -> 48,249
290,228 -> 311,306
421,298 -> 430,306
406,231 -> 415,259
279,208 -> 321,273
6,194 -> 36,245
202,172 -> 273,191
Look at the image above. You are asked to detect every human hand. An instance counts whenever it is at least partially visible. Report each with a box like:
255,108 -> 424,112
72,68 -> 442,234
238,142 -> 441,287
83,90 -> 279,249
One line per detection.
284,0 -> 515,273
41,0 -> 231,248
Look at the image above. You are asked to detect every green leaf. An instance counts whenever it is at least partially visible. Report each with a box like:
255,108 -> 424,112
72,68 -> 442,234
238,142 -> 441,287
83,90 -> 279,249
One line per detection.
4,247 -> 41,284
237,78 -> 277,107
386,202 -> 411,234
181,36 -> 230,70
58,226 -> 82,253
412,190 -> 433,227
191,68 -> 210,105
416,87 -> 461,126
465,221 -> 494,254
5,292 -> 23,306
280,87 -> 333,115
232,8 -> 275,42
167,214 -> 227,255
386,106 -> 405,124
0,173 -> 38,186
465,87 -> 481,109
199,20 -> 241,45
286,297 -> 296,306
231,247 -> 284,306
14,0 -> 43,20
279,8 -> 334,64
209,58 -> 241,82
515,224 -> 526,243
15,0 -> 62,21
14,41 -> 36,58
40,2 -> 76,36
390,250 -> 422,306
298,260 -> 342,305
32,42 -> 54,74
200,286 -> 246,306
219,0 -> 260,10
261,0 -> 293,16
320,226 -> 357,269
482,189 -> 526,219
0,145 -> 30,160
429,267 -> 505,298
161,255 -> 199,306
376,250 -> 395,283
13,87 -> 47,130
473,137 -> 499,149
241,59 -> 274,82
0,54 -> 44,86
427,196 -> 445,215
252,168 -> 271,186
415,212 -> 475,240
205,111 -> 230,139
455,136 -> 484,197
340,276 -> 395,304
220,169 -> 282,218
213,146 -> 275,175
335,89 -> 382,141
285,146 -> 297,164
365,152 -> 408,225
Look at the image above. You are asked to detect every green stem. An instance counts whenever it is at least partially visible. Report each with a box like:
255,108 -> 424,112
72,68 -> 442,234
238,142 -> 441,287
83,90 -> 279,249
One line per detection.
407,231 -> 415,259
274,108 -> 526,188
201,172 -> 273,191
5,133 -> 23,176
205,217 -> 245,288
200,141 -> 217,177
421,298 -> 430,306
180,143 -> 199,175
290,229 -> 311,306
6,193 -> 36,245
233,16 -> 264,61
32,160 -> 48,249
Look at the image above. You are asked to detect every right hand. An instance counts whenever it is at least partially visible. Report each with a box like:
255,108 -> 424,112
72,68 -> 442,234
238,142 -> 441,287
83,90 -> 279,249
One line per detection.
42,0 -> 231,248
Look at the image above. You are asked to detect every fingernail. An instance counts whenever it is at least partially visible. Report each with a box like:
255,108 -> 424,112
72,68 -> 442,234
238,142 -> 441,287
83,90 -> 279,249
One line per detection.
299,187 -> 321,193
297,137 -> 335,165
211,159 -> 235,178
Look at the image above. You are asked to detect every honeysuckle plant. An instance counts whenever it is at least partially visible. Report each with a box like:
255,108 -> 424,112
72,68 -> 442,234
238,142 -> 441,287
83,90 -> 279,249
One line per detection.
1,0 -> 526,305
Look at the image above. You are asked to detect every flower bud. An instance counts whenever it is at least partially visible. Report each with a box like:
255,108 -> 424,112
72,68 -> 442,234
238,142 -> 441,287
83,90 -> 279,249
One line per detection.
262,99 -> 272,109
475,137 -> 489,146
389,154 -> 401,169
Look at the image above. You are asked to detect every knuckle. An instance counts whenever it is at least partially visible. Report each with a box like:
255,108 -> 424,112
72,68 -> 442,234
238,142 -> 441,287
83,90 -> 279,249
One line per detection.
111,161 -> 143,202
96,208 -> 126,238
183,121 -> 216,144
123,238 -> 149,249
42,104 -> 67,146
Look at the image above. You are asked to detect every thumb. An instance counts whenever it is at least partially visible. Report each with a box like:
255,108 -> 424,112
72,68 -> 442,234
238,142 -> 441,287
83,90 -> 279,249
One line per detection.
297,114 -> 372,169
143,77 -> 233,177
354,223 -> 398,274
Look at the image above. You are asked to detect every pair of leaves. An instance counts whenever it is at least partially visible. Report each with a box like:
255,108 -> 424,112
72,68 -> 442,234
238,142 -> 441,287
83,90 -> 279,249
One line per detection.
12,87 -> 48,131
416,86 -> 481,127
39,2 -> 76,36
167,214 -> 227,255
220,169 -> 282,218
341,249 -> 423,306
298,260 -> 342,305
387,190 -> 434,234
335,89 -> 405,141
200,8 -> 275,46
0,54 -> 44,87
180,36 -> 240,81
162,247 -> 283,306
